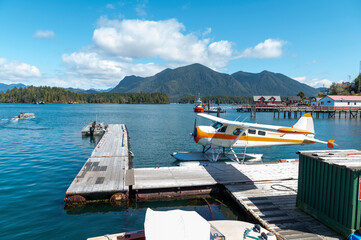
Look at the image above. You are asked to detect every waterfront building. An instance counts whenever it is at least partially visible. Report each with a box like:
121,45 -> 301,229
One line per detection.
286,96 -> 302,106
320,95 -> 361,107
253,96 -> 281,106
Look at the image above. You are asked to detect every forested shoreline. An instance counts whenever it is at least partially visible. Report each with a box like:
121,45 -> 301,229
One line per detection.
0,86 -> 170,104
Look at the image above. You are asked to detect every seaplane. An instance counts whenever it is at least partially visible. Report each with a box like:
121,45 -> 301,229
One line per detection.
172,113 -> 336,163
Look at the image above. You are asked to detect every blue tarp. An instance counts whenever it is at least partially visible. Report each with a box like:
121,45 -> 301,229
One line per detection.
349,233 -> 361,240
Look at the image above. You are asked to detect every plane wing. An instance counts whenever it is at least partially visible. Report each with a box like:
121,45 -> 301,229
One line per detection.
197,113 -> 282,132
197,113 -> 315,135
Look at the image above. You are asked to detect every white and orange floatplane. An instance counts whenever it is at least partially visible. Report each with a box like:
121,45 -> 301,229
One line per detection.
172,113 -> 336,163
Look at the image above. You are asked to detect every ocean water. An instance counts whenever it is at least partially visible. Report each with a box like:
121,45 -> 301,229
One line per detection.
0,103 -> 360,239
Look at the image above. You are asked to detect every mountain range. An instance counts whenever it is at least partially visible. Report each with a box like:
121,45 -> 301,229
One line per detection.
0,83 -> 26,92
66,87 -> 112,94
0,64 -> 321,101
111,63 -> 319,101
0,84 -> 110,94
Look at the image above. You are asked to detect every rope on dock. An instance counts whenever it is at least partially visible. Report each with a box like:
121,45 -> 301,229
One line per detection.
270,184 -> 297,193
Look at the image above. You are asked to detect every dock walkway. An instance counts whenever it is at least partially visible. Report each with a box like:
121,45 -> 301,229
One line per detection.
226,180 -> 342,239
132,162 -> 342,239
66,124 -> 130,198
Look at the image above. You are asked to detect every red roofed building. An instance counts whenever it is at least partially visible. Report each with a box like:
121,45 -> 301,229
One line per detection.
253,96 -> 281,106
320,95 -> 361,108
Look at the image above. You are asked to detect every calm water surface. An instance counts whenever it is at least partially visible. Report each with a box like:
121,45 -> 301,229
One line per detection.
1,103 -> 360,239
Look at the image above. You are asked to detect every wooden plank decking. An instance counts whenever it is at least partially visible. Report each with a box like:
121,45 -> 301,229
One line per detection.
226,181 -> 342,239
132,162 -> 343,239
66,124 -> 130,196
132,161 -> 298,190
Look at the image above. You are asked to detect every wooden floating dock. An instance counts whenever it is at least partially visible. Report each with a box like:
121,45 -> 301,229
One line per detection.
133,162 -> 342,239
66,124 -> 131,202
66,124 -> 343,239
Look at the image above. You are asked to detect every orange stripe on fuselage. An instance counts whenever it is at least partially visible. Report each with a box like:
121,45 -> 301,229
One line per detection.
195,127 -> 314,144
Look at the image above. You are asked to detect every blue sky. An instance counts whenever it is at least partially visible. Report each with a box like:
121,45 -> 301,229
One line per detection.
0,0 -> 360,89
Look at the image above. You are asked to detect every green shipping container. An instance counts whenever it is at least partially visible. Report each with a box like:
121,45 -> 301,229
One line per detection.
297,150 -> 361,237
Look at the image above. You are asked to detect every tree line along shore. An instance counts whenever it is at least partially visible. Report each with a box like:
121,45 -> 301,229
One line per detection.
0,86 -> 255,104
0,86 -> 170,104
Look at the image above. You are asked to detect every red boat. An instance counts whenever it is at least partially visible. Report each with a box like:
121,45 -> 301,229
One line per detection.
194,97 -> 204,113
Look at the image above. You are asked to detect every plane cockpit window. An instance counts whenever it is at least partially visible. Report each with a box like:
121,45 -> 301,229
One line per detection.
212,122 -> 223,129
233,128 -> 242,135
258,131 -> 266,136
248,129 -> 256,134
218,126 -> 227,133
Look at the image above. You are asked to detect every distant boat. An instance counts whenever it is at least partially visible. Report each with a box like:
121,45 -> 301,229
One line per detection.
194,97 -> 204,113
204,105 -> 226,113
14,113 -> 35,119
81,122 -> 108,136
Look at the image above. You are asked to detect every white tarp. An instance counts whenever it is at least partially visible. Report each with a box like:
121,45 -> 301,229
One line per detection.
144,208 -> 210,240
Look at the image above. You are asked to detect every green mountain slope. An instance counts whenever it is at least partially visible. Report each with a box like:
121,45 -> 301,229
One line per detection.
111,64 -> 248,100
232,70 -> 319,96
111,63 -> 319,101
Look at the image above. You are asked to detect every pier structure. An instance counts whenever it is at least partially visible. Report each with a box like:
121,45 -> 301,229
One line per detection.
66,125 -> 346,239
65,124 -> 131,203
236,105 -> 361,119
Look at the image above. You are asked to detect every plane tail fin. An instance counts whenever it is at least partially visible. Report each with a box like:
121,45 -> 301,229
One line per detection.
293,113 -> 314,134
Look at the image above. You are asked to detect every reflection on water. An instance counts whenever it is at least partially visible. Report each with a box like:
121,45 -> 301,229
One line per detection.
83,135 -> 102,146
65,195 -> 249,235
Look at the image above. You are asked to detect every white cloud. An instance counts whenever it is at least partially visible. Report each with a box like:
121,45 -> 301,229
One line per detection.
0,58 -> 41,83
58,18 -> 287,89
135,1 -> 147,16
105,4 -> 115,9
33,30 -> 55,39
92,18 -> 234,69
293,76 -> 332,88
305,59 -> 317,65
293,76 -> 307,82
240,39 -> 286,59
61,52 -> 164,88
203,27 -> 212,36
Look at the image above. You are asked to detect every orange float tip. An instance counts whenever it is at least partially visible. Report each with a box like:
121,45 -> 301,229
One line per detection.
302,113 -> 312,117
327,140 -> 335,149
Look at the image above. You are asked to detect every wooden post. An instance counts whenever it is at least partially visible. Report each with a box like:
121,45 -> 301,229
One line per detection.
250,105 -> 256,118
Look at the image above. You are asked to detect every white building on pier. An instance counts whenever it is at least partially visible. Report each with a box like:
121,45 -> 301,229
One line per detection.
320,95 -> 361,107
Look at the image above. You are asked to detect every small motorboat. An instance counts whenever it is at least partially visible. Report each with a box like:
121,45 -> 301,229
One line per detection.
87,208 -> 276,240
81,122 -> 108,136
14,112 -> 35,119
204,106 -> 226,113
